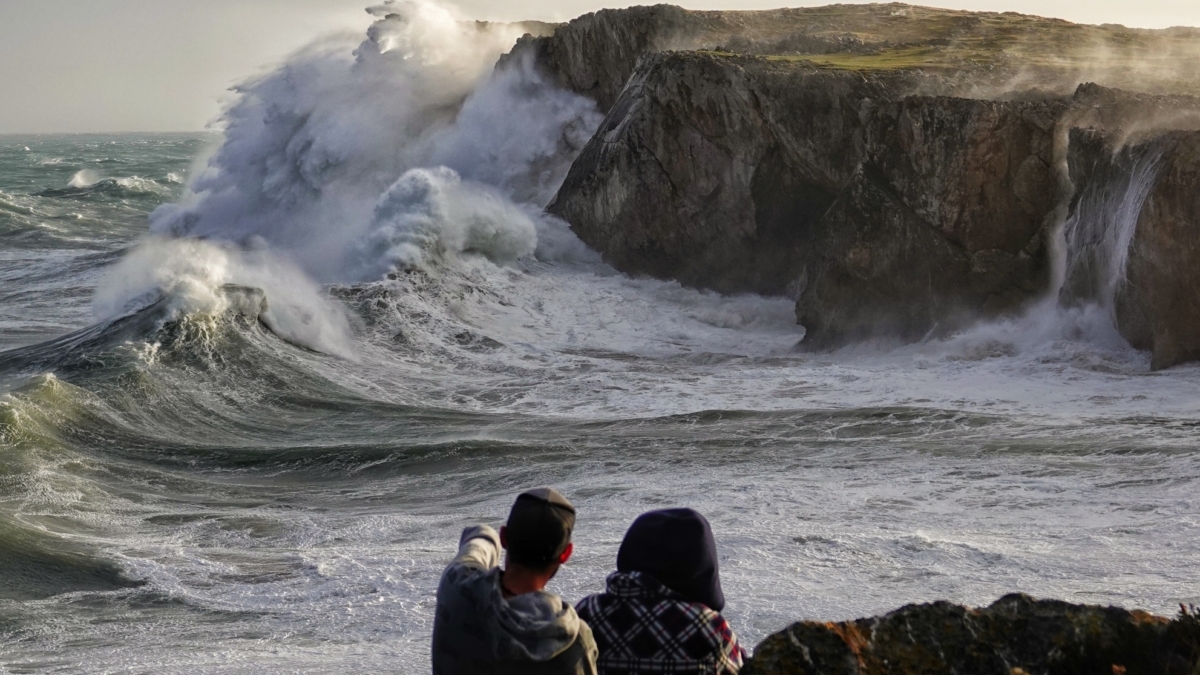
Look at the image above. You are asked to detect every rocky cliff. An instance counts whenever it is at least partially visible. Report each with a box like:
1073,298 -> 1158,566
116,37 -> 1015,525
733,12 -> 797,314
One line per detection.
517,4 -> 1200,363
743,595 -> 1200,675
507,3 -> 1200,107
551,54 -> 916,298
548,51 -> 1063,344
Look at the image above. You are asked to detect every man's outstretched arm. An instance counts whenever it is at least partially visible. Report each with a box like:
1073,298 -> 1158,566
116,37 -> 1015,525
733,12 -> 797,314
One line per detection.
450,524 -> 501,571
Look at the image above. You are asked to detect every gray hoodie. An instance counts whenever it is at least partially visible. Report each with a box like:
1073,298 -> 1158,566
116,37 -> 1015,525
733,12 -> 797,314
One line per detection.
431,525 -> 598,675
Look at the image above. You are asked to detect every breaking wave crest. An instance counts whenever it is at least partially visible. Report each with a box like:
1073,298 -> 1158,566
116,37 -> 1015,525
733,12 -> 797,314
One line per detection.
92,238 -> 358,358
57,0 -> 601,360
33,170 -> 177,203
146,0 -> 600,288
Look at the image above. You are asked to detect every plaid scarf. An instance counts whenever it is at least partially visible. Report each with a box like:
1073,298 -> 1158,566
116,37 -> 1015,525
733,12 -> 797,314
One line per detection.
576,571 -> 746,674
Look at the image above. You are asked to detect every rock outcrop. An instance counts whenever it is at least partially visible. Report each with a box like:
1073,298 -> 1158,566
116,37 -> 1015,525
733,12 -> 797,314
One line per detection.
549,54 -> 908,297
501,4 -> 932,113
798,91 -> 1061,345
518,4 -> 1200,363
549,51 -> 1063,343
744,595 -> 1200,675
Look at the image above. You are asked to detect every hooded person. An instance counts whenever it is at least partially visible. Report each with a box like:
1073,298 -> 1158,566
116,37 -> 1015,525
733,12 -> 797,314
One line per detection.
431,488 -> 598,675
576,508 -> 746,674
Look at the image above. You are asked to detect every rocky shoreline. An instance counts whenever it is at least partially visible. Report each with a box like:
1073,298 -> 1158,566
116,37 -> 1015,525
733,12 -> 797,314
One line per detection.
504,3 -> 1200,367
743,595 -> 1200,675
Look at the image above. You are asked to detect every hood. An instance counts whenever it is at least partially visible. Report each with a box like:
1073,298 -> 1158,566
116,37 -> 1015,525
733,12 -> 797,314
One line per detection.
476,568 -> 585,662
616,508 -> 725,611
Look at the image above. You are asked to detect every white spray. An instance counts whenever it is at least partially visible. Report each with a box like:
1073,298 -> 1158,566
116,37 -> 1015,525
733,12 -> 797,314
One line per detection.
148,0 -> 599,279
93,238 -> 359,359
99,0 -> 603,354
1056,145 -> 1164,319
938,144 -> 1166,361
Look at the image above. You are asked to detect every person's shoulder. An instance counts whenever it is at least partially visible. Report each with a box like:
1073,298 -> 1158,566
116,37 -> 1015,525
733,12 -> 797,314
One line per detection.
574,592 -> 606,619
667,600 -> 735,644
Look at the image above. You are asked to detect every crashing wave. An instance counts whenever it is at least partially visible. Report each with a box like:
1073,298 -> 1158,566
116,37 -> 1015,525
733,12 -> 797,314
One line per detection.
92,238 -> 358,359
36,171 -> 172,200
145,0 -> 600,285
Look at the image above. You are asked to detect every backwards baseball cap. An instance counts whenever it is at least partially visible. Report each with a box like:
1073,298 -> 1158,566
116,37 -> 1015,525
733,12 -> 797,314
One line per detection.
504,487 -> 576,569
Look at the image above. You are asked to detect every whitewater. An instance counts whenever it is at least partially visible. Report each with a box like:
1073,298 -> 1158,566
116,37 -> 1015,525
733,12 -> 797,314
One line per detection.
1,2 -> 1198,672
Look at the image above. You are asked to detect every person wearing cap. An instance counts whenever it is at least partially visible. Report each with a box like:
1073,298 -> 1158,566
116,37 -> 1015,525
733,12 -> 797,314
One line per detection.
431,488 -> 598,675
575,508 -> 746,674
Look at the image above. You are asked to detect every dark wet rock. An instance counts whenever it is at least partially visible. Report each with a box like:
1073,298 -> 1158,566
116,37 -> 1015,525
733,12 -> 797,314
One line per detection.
549,51 -> 1062,342
549,54 -> 906,296
795,165 -> 975,347
743,594 -> 1200,675
501,5 -> 704,113
525,5 -> 1200,361
795,93 -> 1060,344
1113,132 -> 1200,370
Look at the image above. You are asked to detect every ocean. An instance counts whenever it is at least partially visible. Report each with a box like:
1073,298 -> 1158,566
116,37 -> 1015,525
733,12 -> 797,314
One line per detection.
2,6 -> 1199,673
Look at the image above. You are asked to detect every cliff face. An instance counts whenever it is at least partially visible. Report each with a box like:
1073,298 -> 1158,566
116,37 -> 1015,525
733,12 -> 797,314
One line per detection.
800,93 -> 1060,344
744,595 -> 1200,675
524,4 -> 1200,363
549,52 -> 1062,343
501,5 -> 708,112
548,54 -> 905,297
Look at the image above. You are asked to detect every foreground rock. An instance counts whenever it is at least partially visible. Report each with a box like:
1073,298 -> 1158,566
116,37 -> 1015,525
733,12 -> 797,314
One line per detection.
745,594 -> 1200,675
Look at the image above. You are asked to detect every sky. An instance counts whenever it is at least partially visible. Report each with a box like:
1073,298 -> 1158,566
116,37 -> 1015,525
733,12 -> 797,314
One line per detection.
1,0 -> 1198,134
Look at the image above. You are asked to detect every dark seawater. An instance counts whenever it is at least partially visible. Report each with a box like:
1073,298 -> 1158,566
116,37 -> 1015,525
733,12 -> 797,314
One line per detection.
2,14 -> 1200,674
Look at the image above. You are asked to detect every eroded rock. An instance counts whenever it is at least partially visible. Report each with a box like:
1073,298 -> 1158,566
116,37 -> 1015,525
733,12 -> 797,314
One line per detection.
550,51 -> 1062,342
527,6 -> 1200,363
549,53 -> 910,296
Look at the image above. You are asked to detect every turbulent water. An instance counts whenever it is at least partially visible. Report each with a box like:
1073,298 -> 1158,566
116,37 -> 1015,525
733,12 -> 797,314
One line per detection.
3,3 -> 1200,673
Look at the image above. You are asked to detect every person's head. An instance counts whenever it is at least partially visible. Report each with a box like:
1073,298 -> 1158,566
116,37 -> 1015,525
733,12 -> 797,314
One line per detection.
616,508 -> 725,611
499,488 -> 576,578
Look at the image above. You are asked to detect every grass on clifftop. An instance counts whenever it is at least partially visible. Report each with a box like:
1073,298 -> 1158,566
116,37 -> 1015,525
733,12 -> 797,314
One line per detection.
691,4 -> 1200,93
767,46 -> 950,71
